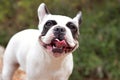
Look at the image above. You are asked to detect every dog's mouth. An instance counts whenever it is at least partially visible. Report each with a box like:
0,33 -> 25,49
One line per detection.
51,38 -> 74,53
40,38 -> 75,54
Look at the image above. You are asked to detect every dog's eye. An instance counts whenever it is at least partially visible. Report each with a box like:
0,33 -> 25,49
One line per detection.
42,20 -> 57,36
66,22 -> 77,32
45,20 -> 57,27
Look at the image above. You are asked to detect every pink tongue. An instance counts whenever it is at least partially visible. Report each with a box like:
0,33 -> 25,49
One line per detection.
54,39 -> 67,48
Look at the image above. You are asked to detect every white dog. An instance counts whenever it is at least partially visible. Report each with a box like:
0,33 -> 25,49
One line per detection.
2,3 -> 82,80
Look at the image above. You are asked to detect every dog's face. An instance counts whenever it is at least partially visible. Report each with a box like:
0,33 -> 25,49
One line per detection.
38,3 -> 82,57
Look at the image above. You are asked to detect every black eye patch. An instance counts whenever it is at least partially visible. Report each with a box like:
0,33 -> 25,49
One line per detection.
66,22 -> 77,33
41,20 -> 57,36
44,20 -> 57,29
66,22 -> 78,39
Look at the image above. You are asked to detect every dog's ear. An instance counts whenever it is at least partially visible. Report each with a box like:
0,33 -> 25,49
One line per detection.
73,11 -> 82,27
38,3 -> 50,22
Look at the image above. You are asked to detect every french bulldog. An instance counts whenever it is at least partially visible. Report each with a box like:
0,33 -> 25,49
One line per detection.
2,3 -> 82,80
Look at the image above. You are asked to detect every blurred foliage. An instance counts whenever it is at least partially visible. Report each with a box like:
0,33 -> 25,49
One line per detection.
0,0 -> 120,80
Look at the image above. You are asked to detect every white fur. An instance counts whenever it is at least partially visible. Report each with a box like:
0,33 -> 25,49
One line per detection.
2,29 -> 73,80
2,3 -> 81,80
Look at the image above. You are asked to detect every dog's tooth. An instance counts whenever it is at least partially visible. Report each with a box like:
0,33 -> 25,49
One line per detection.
53,45 -> 56,49
55,39 -> 59,41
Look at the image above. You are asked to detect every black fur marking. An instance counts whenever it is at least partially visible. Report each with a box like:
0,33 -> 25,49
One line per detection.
41,20 -> 57,36
79,17 -> 82,25
66,22 -> 78,40
44,5 -> 49,14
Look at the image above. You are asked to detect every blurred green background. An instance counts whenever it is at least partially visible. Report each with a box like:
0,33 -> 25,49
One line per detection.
0,0 -> 120,80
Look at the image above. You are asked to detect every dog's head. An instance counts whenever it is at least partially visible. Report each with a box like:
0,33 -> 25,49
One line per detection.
38,3 -> 82,57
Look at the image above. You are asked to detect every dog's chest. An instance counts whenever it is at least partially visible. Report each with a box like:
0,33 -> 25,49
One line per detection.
40,65 -> 68,80
42,69 -> 63,79
37,57 -> 73,80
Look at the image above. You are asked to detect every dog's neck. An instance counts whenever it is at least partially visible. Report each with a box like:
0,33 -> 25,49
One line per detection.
43,52 -> 72,70
44,51 -> 67,63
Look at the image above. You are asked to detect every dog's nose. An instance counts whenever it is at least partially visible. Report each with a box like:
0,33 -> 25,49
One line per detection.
54,27 -> 65,33
53,27 -> 66,40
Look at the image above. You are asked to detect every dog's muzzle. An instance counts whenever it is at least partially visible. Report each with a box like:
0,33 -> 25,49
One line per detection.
39,26 -> 76,54
40,38 -> 75,53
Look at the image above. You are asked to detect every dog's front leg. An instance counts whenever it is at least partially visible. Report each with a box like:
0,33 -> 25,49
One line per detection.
25,51 -> 43,80
2,62 -> 19,80
2,48 -> 19,80
26,67 -> 41,80
56,74 -> 70,80
57,77 -> 69,80
26,65 -> 41,80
